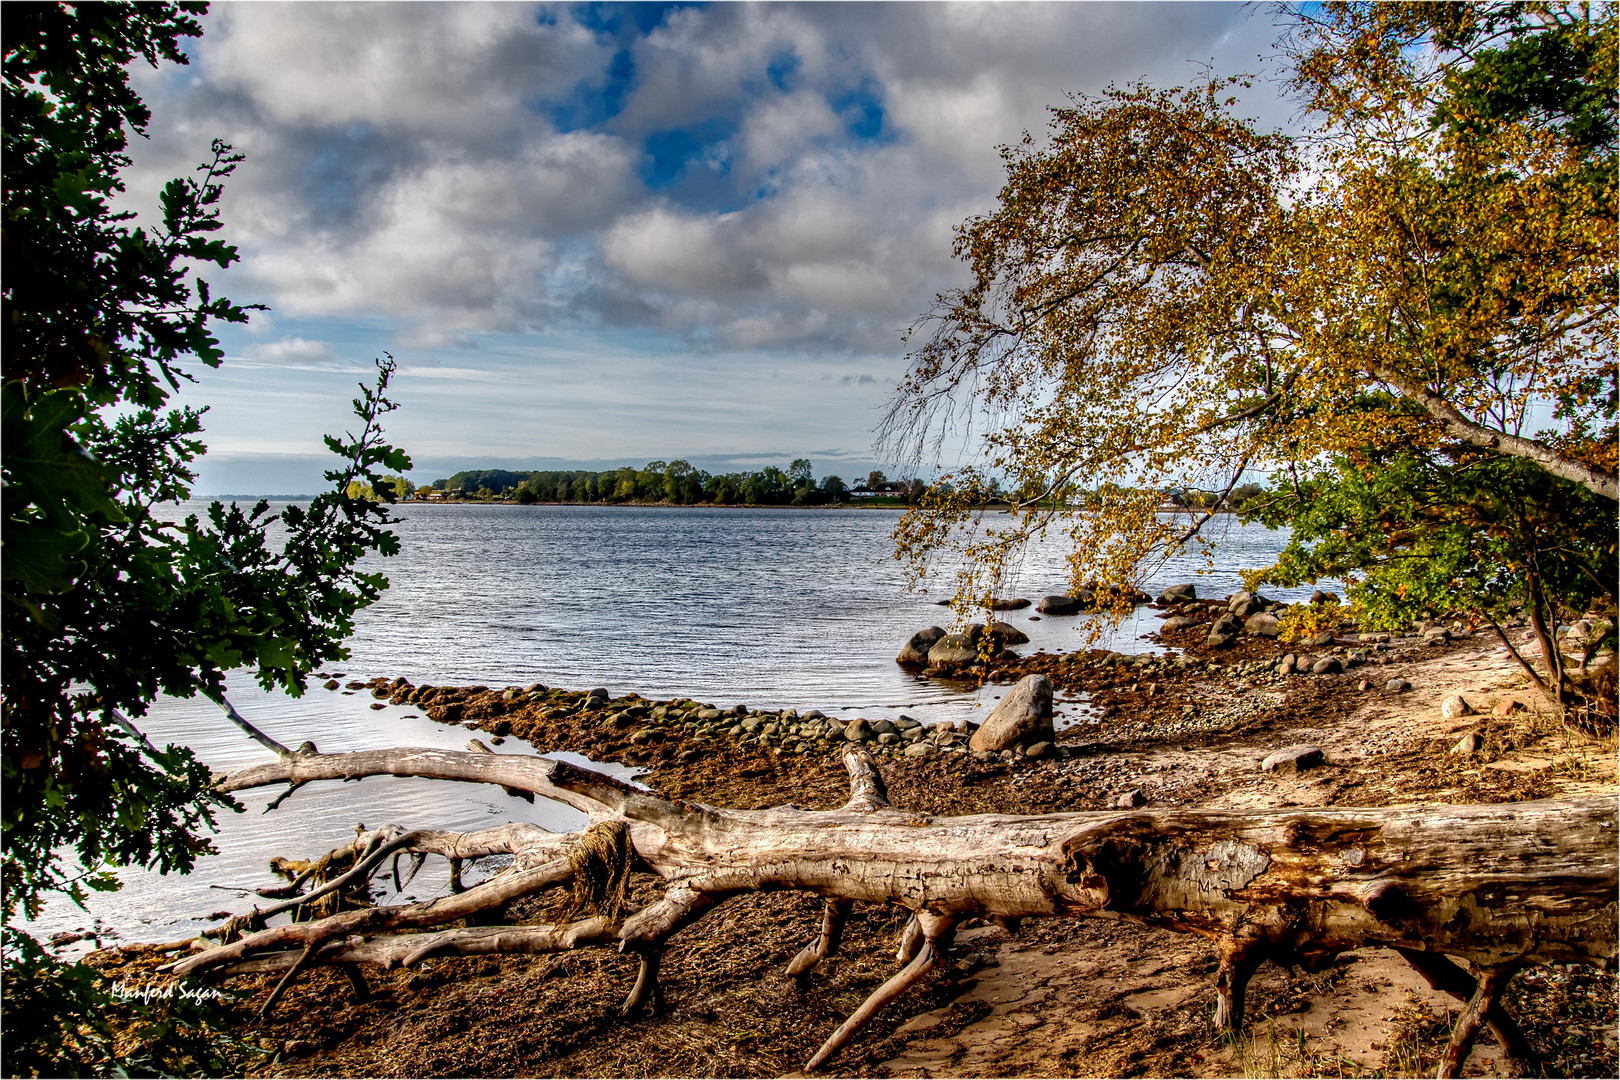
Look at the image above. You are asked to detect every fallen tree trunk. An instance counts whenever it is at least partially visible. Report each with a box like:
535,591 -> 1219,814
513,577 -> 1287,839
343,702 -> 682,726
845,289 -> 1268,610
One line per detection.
160,743 -> 1616,1077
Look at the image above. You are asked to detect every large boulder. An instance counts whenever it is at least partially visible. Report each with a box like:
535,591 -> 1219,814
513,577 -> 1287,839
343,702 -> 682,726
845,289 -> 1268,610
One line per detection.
969,674 -> 1054,753
1036,594 -> 1083,616
1160,615 -> 1203,632
986,597 -> 1031,611
1244,612 -> 1281,637
986,620 -> 1030,646
923,625 -> 985,670
1158,583 -> 1197,604
897,626 -> 946,666
1211,613 -> 1244,637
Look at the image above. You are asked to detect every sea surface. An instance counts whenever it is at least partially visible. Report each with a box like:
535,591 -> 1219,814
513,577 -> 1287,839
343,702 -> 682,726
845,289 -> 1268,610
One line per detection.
32,503 -> 1316,944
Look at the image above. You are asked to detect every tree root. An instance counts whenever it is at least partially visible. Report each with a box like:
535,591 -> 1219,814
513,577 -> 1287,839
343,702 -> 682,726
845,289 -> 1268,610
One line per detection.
157,744 -> 1617,1073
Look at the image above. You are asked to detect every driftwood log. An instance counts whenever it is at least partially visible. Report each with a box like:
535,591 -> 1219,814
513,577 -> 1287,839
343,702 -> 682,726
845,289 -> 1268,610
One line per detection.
159,743 -> 1617,1077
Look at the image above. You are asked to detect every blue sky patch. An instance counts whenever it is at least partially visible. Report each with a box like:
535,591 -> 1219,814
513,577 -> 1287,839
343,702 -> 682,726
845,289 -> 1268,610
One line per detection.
766,51 -> 801,93
640,116 -> 737,189
571,1 -> 698,43
831,78 -> 887,142
547,47 -> 636,131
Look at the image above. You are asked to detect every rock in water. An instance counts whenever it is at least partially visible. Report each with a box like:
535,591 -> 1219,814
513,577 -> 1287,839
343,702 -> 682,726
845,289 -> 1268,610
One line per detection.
897,626 -> 946,665
923,625 -> 985,671
969,674 -> 1054,753
986,620 -> 1030,646
1036,595 -> 1082,615
1158,583 -> 1197,603
987,597 -> 1032,611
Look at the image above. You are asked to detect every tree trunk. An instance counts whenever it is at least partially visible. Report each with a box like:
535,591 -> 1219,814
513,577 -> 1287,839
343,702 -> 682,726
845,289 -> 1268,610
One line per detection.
159,745 -> 1617,1075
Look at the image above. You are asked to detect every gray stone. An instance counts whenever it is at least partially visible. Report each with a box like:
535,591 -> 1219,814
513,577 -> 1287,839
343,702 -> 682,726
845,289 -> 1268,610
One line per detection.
877,732 -> 901,746
1357,680 -> 1374,691
1440,694 -> 1475,720
1160,615 -> 1203,632
1036,594 -> 1083,616
1261,745 -> 1324,773
1211,613 -> 1243,636
1230,597 -> 1262,619
1159,583 -> 1197,603
1206,631 -> 1236,650
923,625 -> 986,670
897,626 -> 946,665
871,719 -> 898,736
801,709 -> 825,721
1244,612 -> 1281,638
1023,741 -> 1053,760
969,674 -> 1055,753
904,742 -> 935,758
1311,656 -> 1344,675
987,620 -> 1030,646
1116,789 -> 1147,809
1386,678 -> 1413,693
843,718 -> 872,742
1451,731 -> 1484,756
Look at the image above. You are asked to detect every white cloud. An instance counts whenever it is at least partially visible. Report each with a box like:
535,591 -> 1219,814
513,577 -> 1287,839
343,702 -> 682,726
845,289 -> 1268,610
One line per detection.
240,336 -> 336,364
201,3 -> 602,140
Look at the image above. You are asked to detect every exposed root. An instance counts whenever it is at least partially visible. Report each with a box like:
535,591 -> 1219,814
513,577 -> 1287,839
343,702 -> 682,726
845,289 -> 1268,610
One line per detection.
787,899 -> 853,985
805,911 -> 958,1072
563,820 -> 633,924
159,744 -> 1617,1069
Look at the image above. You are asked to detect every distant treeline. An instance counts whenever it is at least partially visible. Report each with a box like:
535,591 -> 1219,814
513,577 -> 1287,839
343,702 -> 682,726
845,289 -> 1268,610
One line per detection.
424,460 -> 924,506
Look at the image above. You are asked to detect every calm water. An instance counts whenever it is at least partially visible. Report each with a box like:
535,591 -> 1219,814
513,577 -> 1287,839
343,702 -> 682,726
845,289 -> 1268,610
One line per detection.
33,504 -> 1311,943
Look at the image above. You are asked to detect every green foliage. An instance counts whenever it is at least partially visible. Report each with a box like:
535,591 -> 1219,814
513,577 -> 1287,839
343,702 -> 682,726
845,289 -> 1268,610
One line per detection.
1249,447 -> 1615,644
1,926 -> 263,1077
2,0 -> 409,999
447,459 -> 884,507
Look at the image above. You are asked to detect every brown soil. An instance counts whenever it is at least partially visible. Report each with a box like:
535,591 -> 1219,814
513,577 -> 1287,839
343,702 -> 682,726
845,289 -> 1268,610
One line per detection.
94,623 -> 1618,1078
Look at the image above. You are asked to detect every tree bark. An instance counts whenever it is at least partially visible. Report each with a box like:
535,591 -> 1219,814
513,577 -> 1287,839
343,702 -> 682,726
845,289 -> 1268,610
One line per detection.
1373,366 -> 1619,501
170,745 -> 1617,1074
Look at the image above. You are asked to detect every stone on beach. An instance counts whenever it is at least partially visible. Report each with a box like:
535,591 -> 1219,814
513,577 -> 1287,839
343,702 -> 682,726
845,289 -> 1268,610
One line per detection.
1440,694 -> 1475,719
1244,612 -> 1280,637
1260,745 -> 1324,773
1158,584 -> 1197,603
969,674 -> 1054,753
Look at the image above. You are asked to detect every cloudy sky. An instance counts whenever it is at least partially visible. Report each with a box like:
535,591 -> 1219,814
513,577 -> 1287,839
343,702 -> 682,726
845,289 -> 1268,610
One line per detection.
127,1 -> 1296,494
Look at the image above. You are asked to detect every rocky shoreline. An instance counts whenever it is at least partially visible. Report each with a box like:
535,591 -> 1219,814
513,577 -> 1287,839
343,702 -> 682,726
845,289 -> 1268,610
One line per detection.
92,590 -> 1617,1079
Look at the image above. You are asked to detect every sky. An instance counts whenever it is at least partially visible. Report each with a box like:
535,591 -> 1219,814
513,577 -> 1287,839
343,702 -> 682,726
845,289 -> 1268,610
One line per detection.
123,1 -> 1300,494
